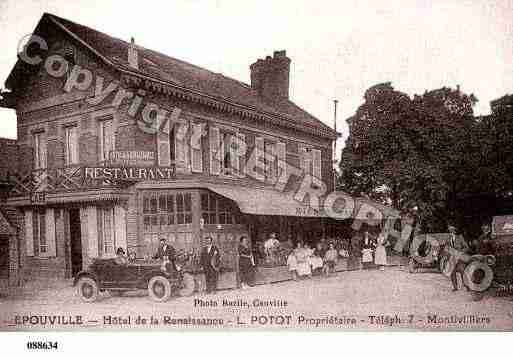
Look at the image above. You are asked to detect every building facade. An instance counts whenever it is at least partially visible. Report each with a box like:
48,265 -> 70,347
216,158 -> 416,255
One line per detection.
1,13 -> 345,284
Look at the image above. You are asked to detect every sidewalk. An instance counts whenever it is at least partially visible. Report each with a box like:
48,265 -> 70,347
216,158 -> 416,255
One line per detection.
0,277 -> 74,301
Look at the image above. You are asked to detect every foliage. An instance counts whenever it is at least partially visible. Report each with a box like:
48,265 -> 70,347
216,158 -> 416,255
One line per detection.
338,83 -> 511,233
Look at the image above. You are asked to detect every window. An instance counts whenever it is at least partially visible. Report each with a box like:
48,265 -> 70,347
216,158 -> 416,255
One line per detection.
220,132 -> 232,175
64,125 -> 78,165
201,192 -> 217,225
99,118 -> 114,162
201,192 -> 239,225
98,207 -> 115,256
33,209 -> 46,254
169,125 -> 176,163
33,132 -> 46,169
264,140 -> 277,180
302,147 -> 313,175
143,191 -> 192,232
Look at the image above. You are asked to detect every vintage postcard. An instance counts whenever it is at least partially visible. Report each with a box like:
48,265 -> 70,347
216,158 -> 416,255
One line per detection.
0,0 -> 512,335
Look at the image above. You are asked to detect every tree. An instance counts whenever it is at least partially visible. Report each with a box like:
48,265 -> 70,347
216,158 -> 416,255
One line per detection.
339,83 -> 479,232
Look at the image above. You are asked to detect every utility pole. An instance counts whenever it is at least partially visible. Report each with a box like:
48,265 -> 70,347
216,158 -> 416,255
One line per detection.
333,99 -> 338,190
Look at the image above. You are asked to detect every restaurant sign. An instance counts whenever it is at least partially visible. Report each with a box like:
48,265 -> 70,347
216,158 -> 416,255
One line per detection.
84,167 -> 175,181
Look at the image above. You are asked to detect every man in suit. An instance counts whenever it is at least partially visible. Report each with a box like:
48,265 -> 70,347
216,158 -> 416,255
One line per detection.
201,236 -> 221,293
153,238 -> 176,272
447,225 -> 470,291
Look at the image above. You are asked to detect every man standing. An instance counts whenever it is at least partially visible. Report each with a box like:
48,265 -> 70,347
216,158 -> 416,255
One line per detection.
201,237 -> 221,293
447,225 -> 469,291
472,223 -> 495,255
153,238 -> 176,271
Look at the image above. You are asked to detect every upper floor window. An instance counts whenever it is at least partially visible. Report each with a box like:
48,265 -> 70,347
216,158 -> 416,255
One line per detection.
264,140 -> 277,180
301,146 -> 322,179
220,131 -> 234,175
99,118 -> 114,162
33,131 -> 46,169
64,125 -> 78,165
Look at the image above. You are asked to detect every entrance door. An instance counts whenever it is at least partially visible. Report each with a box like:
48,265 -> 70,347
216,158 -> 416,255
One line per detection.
0,235 -> 8,279
69,209 -> 83,277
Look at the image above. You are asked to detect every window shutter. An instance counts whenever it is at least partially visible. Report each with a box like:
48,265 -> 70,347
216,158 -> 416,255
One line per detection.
254,137 -> 265,181
237,133 -> 246,178
276,142 -> 287,183
209,126 -> 221,175
87,206 -> 98,258
41,132 -> 47,169
229,134 -> 239,175
45,208 -> 56,257
190,123 -> 203,173
25,210 -> 34,256
102,120 -> 114,162
312,149 -> 322,179
157,118 -> 171,166
114,205 -> 127,251
71,126 -> 78,164
299,146 -> 307,173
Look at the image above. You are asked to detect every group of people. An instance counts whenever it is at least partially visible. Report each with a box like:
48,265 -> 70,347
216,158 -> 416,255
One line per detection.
445,223 -> 495,292
286,241 -> 339,279
140,229 -> 394,294
151,237 -> 222,294
284,231 -> 390,279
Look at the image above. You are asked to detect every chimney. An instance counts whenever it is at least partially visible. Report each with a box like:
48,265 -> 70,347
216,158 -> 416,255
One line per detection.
128,37 -> 139,70
250,50 -> 291,100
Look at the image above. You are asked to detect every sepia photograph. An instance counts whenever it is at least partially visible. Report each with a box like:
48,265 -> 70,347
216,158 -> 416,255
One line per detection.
0,0 -> 512,342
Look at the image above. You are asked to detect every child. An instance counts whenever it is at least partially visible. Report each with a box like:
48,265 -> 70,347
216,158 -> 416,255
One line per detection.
324,243 -> 338,275
287,250 -> 298,281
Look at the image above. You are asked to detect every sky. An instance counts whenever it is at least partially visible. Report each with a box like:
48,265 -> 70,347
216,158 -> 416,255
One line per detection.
0,0 -> 512,160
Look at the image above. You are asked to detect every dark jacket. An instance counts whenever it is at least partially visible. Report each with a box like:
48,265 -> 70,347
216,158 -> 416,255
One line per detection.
449,234 -> 469,253
153,244 -> 176,263
201,245 -> 220,272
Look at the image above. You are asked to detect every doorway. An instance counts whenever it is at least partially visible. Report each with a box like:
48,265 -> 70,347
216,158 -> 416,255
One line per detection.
69,209 -> 82,277
0,235 -> 9,279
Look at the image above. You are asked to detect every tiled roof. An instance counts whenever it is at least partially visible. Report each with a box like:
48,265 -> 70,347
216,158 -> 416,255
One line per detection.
43,13 -> 337,139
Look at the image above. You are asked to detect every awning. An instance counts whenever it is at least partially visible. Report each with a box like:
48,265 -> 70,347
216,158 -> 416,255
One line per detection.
207,185 -> 324,217
207,185 -> 401,221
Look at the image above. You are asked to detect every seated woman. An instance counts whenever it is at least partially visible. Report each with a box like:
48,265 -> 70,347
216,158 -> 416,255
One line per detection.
310,242 -> 325,274
295,242 -> 312,278
114,247 -> 128,265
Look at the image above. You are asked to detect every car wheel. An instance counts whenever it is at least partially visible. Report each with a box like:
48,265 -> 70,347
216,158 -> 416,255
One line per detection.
148,276 -> 172,302
179,273 -> 196,297
77,277 -> 99,302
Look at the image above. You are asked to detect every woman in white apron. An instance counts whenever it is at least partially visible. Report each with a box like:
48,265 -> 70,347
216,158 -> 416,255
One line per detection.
374,234 -> 388,270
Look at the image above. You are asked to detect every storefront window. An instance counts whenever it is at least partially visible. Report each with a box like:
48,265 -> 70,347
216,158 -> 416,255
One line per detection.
142,191 -> 192,232
201,192 -> 239,225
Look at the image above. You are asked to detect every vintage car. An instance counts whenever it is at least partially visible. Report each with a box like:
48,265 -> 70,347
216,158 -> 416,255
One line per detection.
408,233 -> 450,273
74,257 -> 196,302
412,216 -> 513,300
